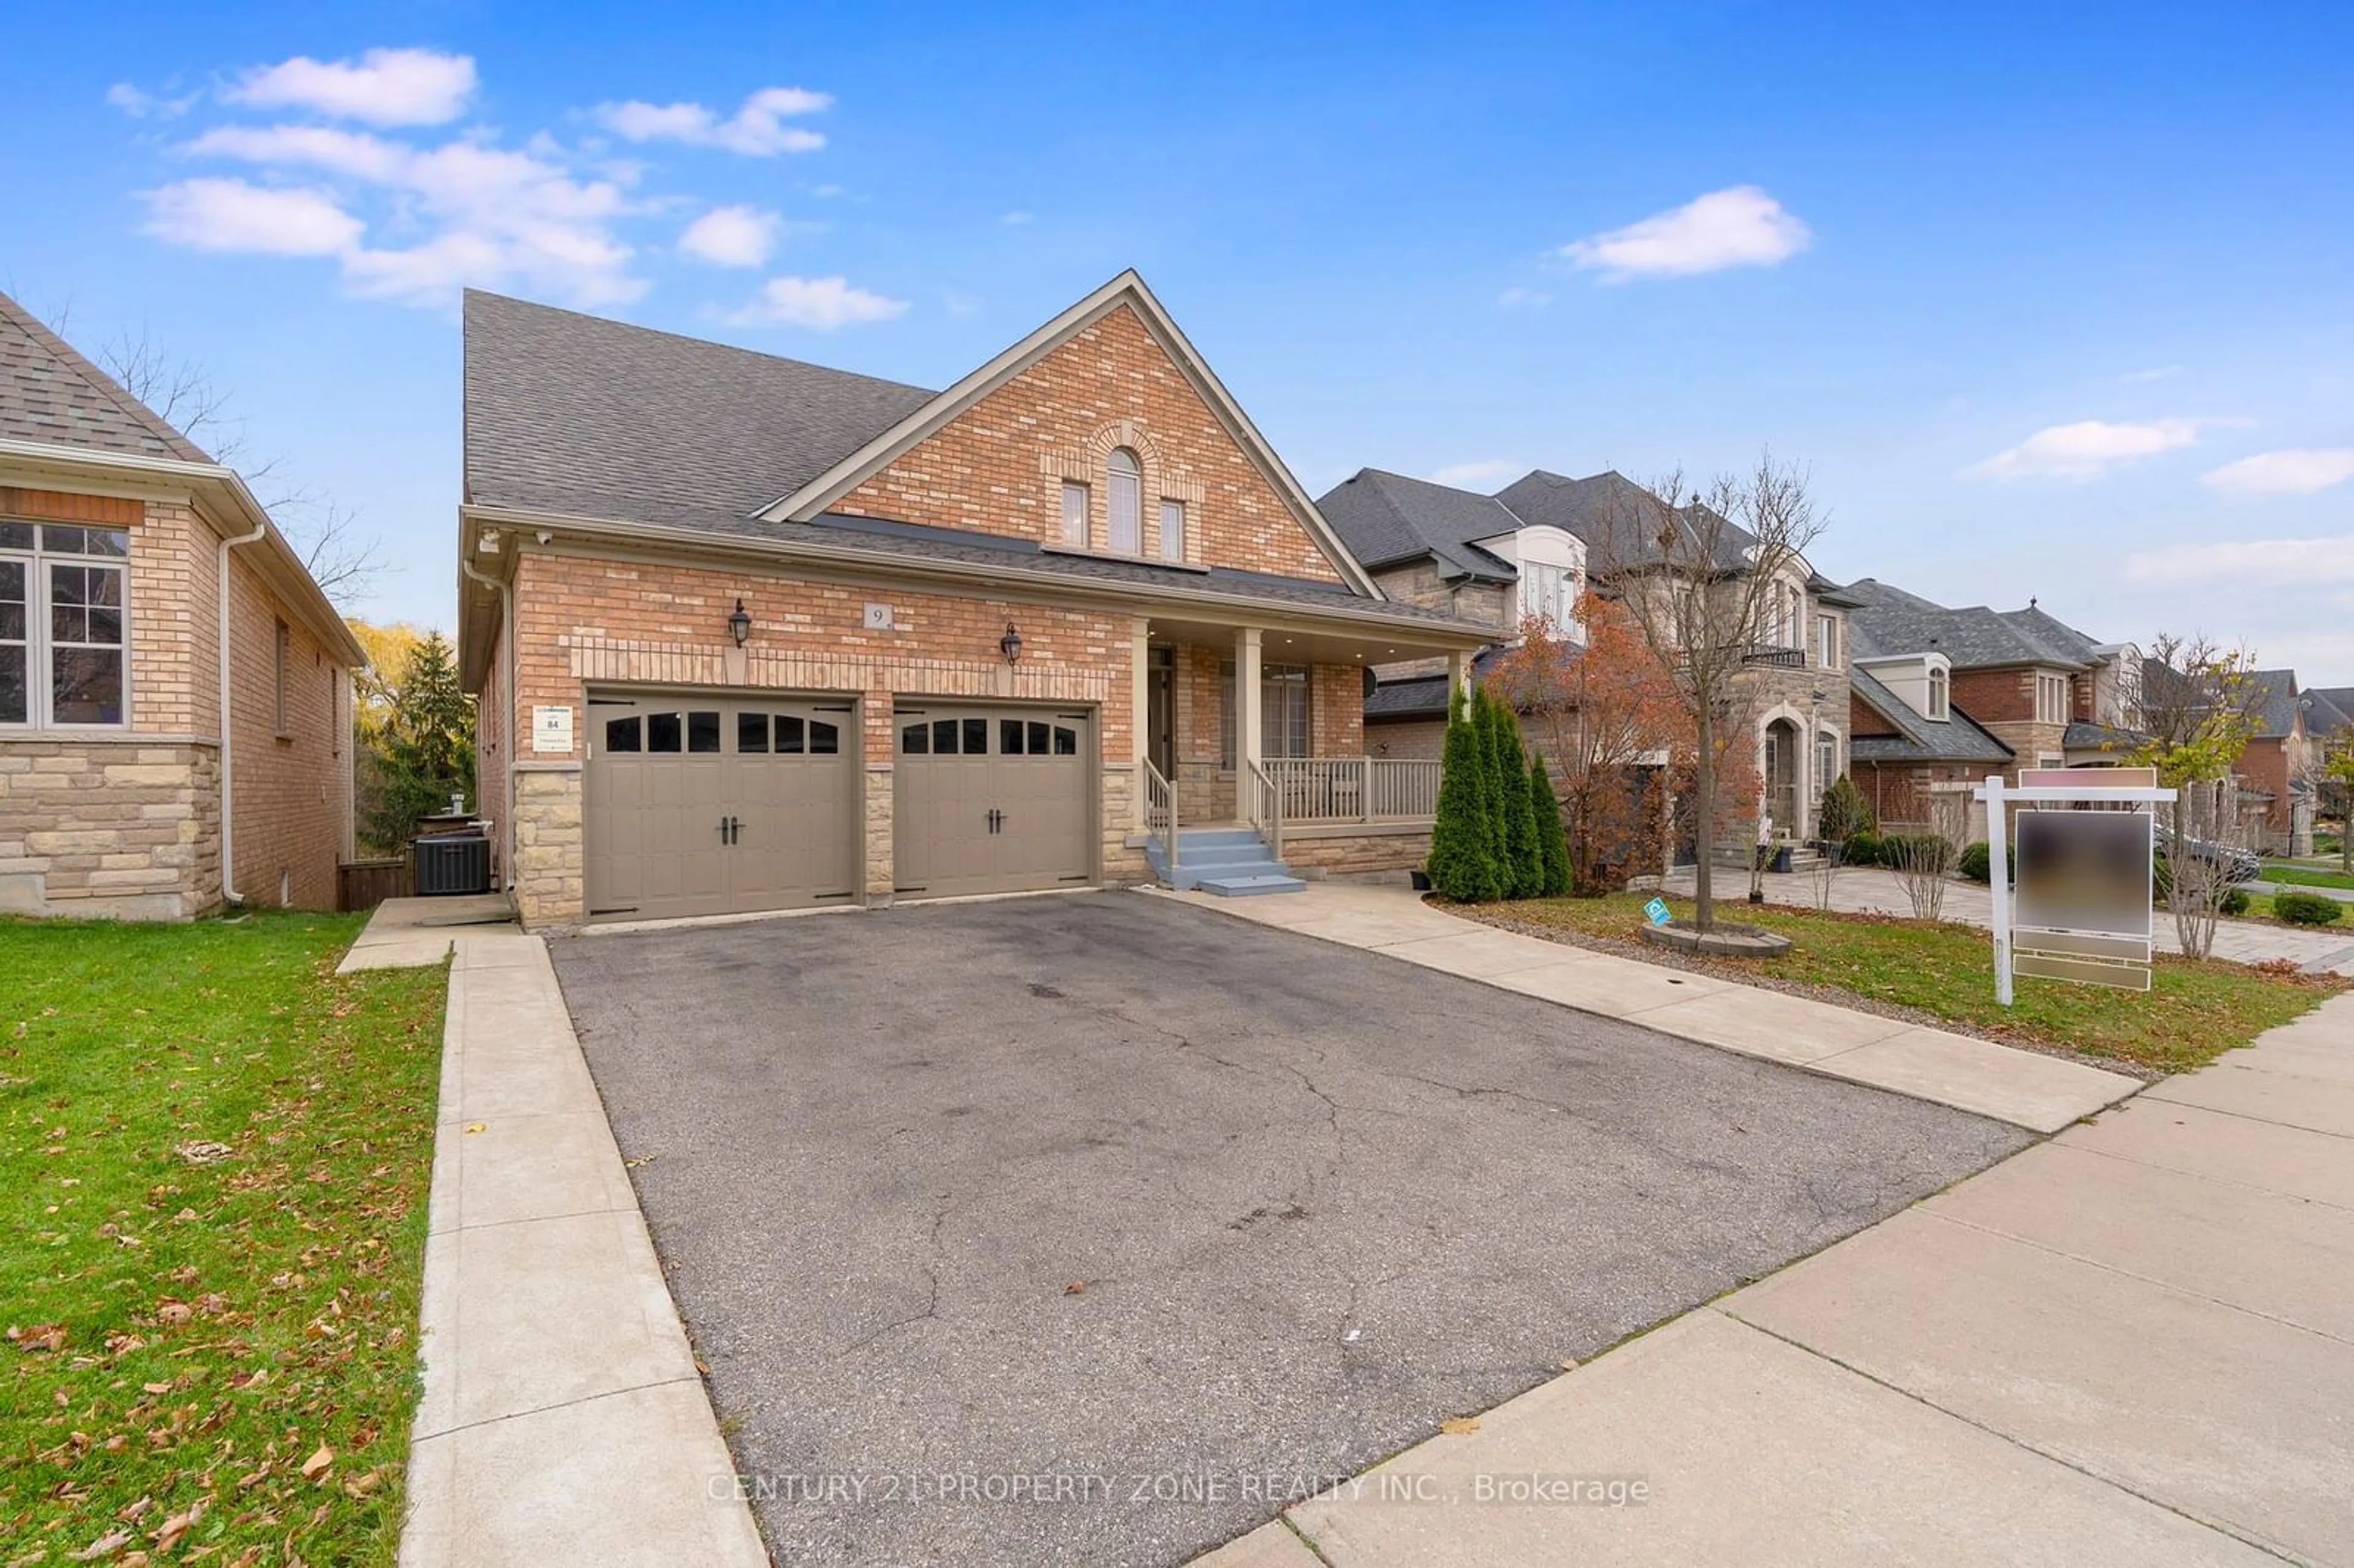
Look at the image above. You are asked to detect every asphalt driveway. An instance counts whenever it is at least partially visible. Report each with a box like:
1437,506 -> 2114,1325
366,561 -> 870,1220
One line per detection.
552,892 -> 2030,1568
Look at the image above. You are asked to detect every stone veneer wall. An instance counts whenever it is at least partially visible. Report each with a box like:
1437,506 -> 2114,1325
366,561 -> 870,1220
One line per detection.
0,741 -> 221,919
1281,824 -> 1432,878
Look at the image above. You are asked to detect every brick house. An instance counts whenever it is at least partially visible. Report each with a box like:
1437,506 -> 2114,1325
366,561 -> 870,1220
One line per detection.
455,273 -> 1488,928
1840,580 -> 2146,840
2233,670 -> 2354,854
1322,466 -> 1858,843
0,291 -> 362,919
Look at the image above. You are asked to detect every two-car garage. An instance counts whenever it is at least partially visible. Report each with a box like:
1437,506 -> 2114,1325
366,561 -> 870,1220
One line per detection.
582,690 -> 1094,921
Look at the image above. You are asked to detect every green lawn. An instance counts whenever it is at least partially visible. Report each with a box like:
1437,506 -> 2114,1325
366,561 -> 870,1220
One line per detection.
2260,863 -> 2354,891
1463,894 -> 2343,1075
2,915 -> 446,1565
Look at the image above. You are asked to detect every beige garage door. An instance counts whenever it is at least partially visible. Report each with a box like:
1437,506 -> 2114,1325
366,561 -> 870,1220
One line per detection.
585,692 -> 859,921
894,704 -> 1093,899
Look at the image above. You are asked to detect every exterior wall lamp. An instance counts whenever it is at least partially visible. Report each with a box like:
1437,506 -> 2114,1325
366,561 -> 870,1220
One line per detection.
728,598 -> 753,647
1000,622 -> 1024,664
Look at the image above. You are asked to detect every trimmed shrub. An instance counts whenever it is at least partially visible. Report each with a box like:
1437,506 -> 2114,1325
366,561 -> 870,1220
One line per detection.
2273,889 -> 2345,926
1426,688 -> 1506,902
2218,886 -> 2252,918
1529,751 -> 1572,897
1957,840 -> 2016,883
1817,774 -> 1875,842
1844,831 -> 1885,868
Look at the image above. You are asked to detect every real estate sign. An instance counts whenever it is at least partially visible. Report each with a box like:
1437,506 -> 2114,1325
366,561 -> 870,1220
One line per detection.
1974,771 -> 2174,1005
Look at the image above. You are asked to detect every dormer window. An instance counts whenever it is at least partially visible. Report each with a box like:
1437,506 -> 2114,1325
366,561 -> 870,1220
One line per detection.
1928,666 -> 1950,721
1107,447 -> 1141,554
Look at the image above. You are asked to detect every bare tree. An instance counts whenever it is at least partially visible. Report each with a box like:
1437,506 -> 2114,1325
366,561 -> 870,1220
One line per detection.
44,310 -> 388,607
1890,787 -> 1966,921
2134,634 -> 2267,959
1593,453 -> 1826,931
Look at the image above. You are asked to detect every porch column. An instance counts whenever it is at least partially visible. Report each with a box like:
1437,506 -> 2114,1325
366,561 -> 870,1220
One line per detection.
1235,626 -> 1263,791
1448,649 -> 1474,714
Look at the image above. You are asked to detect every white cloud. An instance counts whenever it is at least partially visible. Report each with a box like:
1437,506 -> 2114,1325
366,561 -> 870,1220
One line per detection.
2126,533 -> 2354,587
141,178 -> 362,256
1963,418 -> 2202,482
105,82 -> 197,120
226,47 -> 477,127
1430,459 -> 1525,490
2200,447 -> 2354,499
728,275 -> 907,329
595,86 -> 831,156
1561,185 -> 1811,281
185,123 -> 411,181
1496,286 -> 1551,308
679,204 -> 781,267
2119,364 -> 2183,384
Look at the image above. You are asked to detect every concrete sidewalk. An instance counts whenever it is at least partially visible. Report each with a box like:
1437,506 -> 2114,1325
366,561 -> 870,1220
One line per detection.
391,934 -> 764,1567
1219,994 -> 2354,1567
1164,883 -> 2140,1133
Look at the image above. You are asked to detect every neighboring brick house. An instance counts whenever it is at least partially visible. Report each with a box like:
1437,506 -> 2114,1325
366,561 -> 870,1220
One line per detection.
1324,466 -> 1858,842
2233,669 -> 2353,854
455,273 -> 1488,928
0,291 -> 362,919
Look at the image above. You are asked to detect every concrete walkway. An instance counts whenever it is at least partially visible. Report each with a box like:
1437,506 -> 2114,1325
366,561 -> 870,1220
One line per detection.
1666,864 -> 2354,976
338,893 -> 522,973
1164,883 -> 2140,1133
383,930 -> 764,1567
1225,991 -> 2354,1567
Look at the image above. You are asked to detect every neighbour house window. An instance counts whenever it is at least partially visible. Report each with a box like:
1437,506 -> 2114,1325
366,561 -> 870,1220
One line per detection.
1927,666 -> 1950,721
2036,672 -> 2069,725
1159,499 -> 1186,563
1815,612 -> 1839,669
1521,563 -> 1579,634
1816,729 -> 1838,793
0,522 -> 129,728
1107,447 -> 1142,554
1059,482 -> 1089,546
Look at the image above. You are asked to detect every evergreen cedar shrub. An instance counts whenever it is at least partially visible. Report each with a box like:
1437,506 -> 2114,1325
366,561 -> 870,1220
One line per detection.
1488,690 -> 1545,899
2273,889 -> 2345,926
1529,751 -> 1572,897
2218,886 -> 2252,918
1817,774 -> 1875,843
1427,688 -> 1506,902
1957,840 -> 2016,883
1844,831 -> 1885,868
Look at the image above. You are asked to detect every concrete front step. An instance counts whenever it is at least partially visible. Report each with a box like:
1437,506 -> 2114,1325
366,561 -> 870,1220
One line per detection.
1149,826 -> 1303,894
1197,872 -> 1308,897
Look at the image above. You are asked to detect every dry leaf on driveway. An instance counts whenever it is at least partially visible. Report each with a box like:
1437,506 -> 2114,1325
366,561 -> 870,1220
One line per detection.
1438,1417 -> 1481,1436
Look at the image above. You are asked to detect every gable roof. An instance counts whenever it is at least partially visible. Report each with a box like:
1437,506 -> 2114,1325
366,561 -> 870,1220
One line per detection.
1843,578 -> 2092,670
463,290 -> 935,530
1316,468 -> 1523,582
0,290 -> 212,463
2304,685 -> 2354,737
1496,469 -> 1756,572
2248,669 -> 2304,739
1848,666 -> 2014,764
756,271 -> 1380,596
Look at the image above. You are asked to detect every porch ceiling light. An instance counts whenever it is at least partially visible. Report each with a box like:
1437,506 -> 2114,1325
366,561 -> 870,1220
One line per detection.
728,598 -> 753,647
1000,622 -> 1023,663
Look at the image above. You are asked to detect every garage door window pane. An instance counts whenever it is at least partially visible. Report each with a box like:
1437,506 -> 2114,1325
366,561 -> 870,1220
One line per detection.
774,715 -> 804,753
737,712 -> 769,753
1000,718 -> 1025,755
899,721 -> 929,754
605,716 -> 642,752
1029,720 -> 1049,754
932,718 -> 958,753
1053,726 -> 1078,755
647,712 -> 682,752
962,717 -> 988,754
688,710 -> 722,752
809,721 -> 840,755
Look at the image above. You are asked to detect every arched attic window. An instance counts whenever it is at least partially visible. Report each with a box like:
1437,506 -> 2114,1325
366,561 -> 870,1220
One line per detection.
1928,665 -> 1951,721
1107,447 -> 1142,555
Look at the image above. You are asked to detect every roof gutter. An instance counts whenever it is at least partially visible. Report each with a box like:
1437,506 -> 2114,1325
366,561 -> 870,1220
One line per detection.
216,519 -> 269,907
458,503 -> 1495,648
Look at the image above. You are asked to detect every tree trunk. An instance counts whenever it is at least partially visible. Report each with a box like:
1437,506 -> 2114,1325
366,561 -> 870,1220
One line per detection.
1693,711 -> 1716,931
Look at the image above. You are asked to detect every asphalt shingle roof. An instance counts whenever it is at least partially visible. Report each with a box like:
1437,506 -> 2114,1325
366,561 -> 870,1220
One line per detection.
0,289 -> 211,462
2304,686 -> 2354,737
1848,665 -> 2014,764
2248,669 -> 2304,740
463,289 -> 937,525
1843,579 -> 2093,670
1316,468 -> 1522,582
1495,469 -> 1756,571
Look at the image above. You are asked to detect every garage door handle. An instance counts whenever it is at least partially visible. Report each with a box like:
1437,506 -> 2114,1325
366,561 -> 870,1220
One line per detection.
986,809 -> 1005,834
718,815 -> 742,845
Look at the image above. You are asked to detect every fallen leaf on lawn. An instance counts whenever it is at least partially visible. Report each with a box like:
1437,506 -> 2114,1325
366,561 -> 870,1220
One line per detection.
142,1381 -> 172,1395
12,1323 -> 68,1353
156,1302 -> 192,1326
173,1141 -> 233,1166
116,1495 -> 153,1522
151,1502 -> 201,1551
342,1467 -> 383,1498
463,1122 -> 487,1135
301,1443 -> 333,1482
66,1529 -> 131,1561
1063,1281 -> 1086,1295
1438,1417 -> 1481,1436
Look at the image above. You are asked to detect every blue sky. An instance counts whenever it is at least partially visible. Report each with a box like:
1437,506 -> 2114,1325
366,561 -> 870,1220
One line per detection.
7,2 -> 2352,677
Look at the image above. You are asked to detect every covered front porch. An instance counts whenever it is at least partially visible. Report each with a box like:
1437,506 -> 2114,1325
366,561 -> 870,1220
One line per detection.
1133,611 -> 1478,888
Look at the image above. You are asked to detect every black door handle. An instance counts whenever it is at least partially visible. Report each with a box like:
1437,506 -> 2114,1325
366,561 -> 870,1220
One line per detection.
720,815 -> 742,845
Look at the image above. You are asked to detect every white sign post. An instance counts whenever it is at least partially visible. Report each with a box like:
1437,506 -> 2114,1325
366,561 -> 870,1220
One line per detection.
1976,770 -> 2177,1007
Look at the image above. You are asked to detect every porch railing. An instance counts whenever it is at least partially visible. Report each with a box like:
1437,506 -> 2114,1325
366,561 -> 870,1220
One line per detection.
1142,756 -> 1177,882
1260,758 -> 1442,827
1245,759 -> 1284,860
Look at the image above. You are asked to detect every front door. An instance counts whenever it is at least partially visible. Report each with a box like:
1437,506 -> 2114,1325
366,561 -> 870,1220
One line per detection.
1146,647 -> 1176,782
1764,720 -> 1800,838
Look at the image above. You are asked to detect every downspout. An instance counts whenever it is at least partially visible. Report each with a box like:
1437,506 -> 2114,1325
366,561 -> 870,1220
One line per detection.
459,549 -> 516,891
216,520 -> 270,906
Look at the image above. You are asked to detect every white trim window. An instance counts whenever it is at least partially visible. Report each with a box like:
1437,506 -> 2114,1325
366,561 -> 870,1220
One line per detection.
1107,447 -> 1142,555
2035,671 -> 2070,725
1522,561 -> 1577,633
1058,481 -> 1089,546
1159,498 -> 1185,563
1927,665 -> 1951,721
0,520 -> 129,728
1814,612 -> 1839,669
1816,728 -> 1838,795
